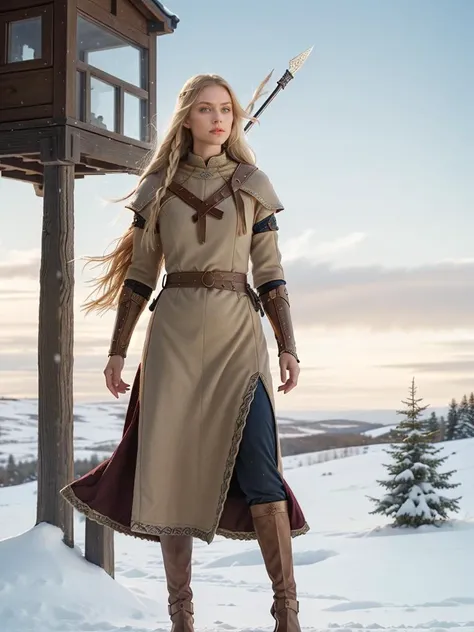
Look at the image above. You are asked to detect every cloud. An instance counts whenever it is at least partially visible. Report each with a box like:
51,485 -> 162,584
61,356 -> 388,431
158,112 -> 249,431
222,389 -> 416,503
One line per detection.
447,377 -> 474,390
284,259 -> 474,331
0,333 -> 121,356
441,257 -> 474,265
432,339 -> 474,352
0,351 -> 141,373
379,359 -> 474,374
0,260 -> 40,280
0,249 -> 40,280
3,245 -> 474,335
282,231 -> 366,264
0,289 -> 38,299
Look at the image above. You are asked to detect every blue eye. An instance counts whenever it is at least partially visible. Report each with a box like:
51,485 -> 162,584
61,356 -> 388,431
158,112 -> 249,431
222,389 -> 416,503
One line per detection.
198,106 -> 231,113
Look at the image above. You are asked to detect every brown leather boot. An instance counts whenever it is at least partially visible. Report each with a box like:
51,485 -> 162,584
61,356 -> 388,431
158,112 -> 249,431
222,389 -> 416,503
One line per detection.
160,535 -> 194,632
251,501 -> 301,632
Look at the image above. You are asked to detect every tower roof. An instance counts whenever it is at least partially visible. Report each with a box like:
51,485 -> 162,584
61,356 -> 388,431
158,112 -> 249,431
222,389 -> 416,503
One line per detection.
151,1 -> 180,30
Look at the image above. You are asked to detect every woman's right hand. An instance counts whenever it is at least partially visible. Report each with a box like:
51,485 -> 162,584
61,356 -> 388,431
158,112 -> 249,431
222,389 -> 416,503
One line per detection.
104,355 -> 130,399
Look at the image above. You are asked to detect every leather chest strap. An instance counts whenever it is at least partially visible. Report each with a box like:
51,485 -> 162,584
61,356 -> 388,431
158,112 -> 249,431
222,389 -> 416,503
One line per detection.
167,163 -> 257,243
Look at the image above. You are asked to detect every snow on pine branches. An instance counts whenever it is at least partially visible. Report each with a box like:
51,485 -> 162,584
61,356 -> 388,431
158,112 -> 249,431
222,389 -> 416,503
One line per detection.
369,378 -> 461,528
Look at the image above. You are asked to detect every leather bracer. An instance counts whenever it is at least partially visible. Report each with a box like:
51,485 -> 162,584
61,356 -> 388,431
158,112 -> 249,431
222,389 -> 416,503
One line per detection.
260,284 -> 300,363
108,285 -> 148,358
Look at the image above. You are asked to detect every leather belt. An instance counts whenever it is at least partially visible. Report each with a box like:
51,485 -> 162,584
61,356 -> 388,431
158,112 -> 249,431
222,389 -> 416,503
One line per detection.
160,270 -> 264,315
163,270 -> 248,292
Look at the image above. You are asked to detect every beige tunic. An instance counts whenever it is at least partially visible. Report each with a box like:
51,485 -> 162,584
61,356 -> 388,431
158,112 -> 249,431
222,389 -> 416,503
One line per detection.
124,151 -> 286,543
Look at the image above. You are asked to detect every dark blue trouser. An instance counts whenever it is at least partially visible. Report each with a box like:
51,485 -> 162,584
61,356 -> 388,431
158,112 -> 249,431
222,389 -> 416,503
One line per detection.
234,378 -> 287,506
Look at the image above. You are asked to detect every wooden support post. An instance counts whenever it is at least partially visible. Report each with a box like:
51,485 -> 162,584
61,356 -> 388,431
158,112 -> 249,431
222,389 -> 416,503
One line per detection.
85,520 -> 115,578
36,163 -> 75,548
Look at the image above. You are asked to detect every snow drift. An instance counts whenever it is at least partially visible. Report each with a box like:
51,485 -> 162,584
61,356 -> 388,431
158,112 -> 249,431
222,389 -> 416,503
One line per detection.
1,438 -> 473,632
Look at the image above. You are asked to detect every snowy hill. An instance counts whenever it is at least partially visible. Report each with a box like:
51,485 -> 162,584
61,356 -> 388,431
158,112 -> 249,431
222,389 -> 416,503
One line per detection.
0,397 -> 128,465
363,424 -> 398,438
0,397 -> 384,466
1,438 -> 473,632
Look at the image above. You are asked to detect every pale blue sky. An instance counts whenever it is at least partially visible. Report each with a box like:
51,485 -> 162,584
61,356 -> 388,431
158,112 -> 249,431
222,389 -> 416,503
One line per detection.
1,0 -> 473,412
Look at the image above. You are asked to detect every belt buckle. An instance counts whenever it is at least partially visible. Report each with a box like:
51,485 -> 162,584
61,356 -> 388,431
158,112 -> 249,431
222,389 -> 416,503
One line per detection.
201,270 -> 215,288
161,273 -> 167,289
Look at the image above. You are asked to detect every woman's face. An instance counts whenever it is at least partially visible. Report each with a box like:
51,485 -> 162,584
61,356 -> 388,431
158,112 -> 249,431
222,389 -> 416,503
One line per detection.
184,84 -> 234,150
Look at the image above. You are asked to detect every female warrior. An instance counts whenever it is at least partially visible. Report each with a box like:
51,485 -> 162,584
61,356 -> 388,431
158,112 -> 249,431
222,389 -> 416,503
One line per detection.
62,74 -> 309,632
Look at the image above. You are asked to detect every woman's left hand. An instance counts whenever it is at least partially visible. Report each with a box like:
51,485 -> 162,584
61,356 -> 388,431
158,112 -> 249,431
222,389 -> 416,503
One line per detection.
278,352 -> 300,394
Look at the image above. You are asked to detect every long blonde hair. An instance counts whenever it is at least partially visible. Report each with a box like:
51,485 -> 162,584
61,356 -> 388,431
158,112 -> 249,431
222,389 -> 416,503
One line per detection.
83,74 -> 260,315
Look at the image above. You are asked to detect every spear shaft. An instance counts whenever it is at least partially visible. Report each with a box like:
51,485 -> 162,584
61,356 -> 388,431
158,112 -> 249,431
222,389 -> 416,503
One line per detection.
244,47 -> 313,133
244,81 -> 288,133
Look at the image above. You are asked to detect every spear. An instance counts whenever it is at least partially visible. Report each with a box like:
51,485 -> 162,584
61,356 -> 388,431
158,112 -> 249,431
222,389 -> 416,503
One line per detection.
244,46 -> 314,133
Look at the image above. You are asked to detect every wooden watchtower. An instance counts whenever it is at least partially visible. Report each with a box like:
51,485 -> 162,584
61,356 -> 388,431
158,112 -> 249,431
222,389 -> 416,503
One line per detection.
0,0 -> 178,576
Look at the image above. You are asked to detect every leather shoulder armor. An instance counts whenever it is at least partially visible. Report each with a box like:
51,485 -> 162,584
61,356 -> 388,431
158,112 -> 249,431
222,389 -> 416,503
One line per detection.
124,171 -> 165,215
239,168 -> 284,212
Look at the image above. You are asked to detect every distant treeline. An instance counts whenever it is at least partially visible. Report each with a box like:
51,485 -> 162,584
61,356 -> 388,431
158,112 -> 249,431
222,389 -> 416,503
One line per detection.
0,454 -> 102,488
397,391 -> 474,444
1,390 -> 473,487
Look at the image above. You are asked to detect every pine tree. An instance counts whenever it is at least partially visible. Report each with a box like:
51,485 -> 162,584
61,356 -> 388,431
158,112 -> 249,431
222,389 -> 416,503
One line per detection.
438,415 -> 447,442
6,454 -> 17,485
426,412 -> 440,442
469,392 -> 474,424
446,399 -> 458,440
454,393 -> 474,439
369,378 -> 461,527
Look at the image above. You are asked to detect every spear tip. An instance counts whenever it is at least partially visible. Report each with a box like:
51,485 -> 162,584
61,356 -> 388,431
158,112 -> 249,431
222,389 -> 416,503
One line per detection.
288,46 -> 314,76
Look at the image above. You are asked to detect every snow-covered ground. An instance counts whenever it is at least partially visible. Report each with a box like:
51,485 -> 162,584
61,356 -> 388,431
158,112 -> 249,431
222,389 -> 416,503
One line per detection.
363,424 -> 397,438
0,398 -> 380,466
0,398 -> 340,466
1,438 -> 473,632
0,398 -> 128,464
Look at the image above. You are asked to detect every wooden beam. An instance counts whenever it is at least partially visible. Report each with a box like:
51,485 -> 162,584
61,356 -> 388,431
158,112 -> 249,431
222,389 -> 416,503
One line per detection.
75,124 -> 148,170
71,118 -> 151,150
0,118 -> 57,132
36,163 -> 75,549
0,157 -> 44,174
53,0 -> 78,119
147,35 -> 156,141
0,105 -> 53,124
0,122 -> 148,171
1,170 -> 43,184
0,127 -> 60,157
0,0 -> 49,9
82,156 -> 129,171
74,165 -> 102,175
85,520 -> 115,577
